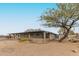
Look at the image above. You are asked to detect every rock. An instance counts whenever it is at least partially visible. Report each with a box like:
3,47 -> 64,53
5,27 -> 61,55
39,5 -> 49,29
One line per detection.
72,49 -> 78,53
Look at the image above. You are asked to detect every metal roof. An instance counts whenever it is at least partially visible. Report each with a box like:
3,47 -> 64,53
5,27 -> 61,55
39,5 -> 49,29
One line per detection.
24,29 -> 57,34
10,29 -> 57,35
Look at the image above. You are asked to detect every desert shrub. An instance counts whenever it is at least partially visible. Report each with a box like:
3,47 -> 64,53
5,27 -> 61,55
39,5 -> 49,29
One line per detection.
68,39 -> 71,42
19,36 -> 28,42
72,40 -> 78,43
68,39 -> 78,43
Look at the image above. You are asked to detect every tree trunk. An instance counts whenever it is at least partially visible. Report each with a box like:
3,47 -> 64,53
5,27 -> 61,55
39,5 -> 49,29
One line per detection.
59,20 -> 75,42
59,29 -> 70,42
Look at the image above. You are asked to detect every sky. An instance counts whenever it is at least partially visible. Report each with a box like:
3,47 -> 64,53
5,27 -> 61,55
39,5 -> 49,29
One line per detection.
0,3 -> 79,35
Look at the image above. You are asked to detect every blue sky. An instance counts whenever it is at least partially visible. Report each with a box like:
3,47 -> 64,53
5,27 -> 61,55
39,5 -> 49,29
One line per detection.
0,3 -> 79,35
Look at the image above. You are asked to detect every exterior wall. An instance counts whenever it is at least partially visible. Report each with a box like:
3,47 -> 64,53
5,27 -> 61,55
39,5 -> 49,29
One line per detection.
49,33 -> 57,40
29,32 -> 44,38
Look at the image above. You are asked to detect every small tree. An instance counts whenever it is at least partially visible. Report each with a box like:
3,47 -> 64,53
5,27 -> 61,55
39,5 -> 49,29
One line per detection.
40,3 -> 79,42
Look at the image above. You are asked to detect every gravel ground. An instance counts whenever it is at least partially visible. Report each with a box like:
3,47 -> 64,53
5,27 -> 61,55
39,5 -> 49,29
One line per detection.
0,40 -> 79,56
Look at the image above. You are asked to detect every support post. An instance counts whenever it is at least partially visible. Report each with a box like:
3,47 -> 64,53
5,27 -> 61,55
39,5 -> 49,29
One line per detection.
28,33 -> 31,40
49,33 -> 51,40
43,32 -> 46,42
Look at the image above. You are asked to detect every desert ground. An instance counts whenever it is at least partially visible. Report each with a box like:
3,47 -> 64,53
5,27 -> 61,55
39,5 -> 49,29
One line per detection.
0,39 -> 79,56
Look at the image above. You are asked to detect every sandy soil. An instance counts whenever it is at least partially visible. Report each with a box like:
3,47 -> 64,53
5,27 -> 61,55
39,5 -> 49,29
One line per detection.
0,40 -> 79,56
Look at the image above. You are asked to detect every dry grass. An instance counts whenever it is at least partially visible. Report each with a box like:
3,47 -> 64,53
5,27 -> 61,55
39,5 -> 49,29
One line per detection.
0,39 -> 79,56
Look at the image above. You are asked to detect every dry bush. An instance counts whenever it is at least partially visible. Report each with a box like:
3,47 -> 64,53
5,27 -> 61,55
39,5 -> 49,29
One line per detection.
19,36 -> 28,42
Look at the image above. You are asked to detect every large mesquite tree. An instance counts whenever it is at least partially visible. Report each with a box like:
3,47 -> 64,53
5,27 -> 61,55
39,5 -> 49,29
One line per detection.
40,3 -> 79,42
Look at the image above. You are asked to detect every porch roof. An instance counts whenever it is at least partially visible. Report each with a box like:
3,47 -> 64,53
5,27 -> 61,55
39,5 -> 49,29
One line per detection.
10,29 -> 57,35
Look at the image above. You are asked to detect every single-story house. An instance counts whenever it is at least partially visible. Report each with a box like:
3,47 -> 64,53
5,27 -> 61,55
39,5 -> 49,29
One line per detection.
9,29 -> 58,43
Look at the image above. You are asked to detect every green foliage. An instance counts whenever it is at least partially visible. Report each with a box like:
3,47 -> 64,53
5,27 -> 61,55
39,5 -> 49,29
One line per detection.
41,3 -> 79,28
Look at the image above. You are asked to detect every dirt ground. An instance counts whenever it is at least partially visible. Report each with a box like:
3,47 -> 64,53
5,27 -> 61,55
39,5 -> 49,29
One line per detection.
0,40 -> 79,56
